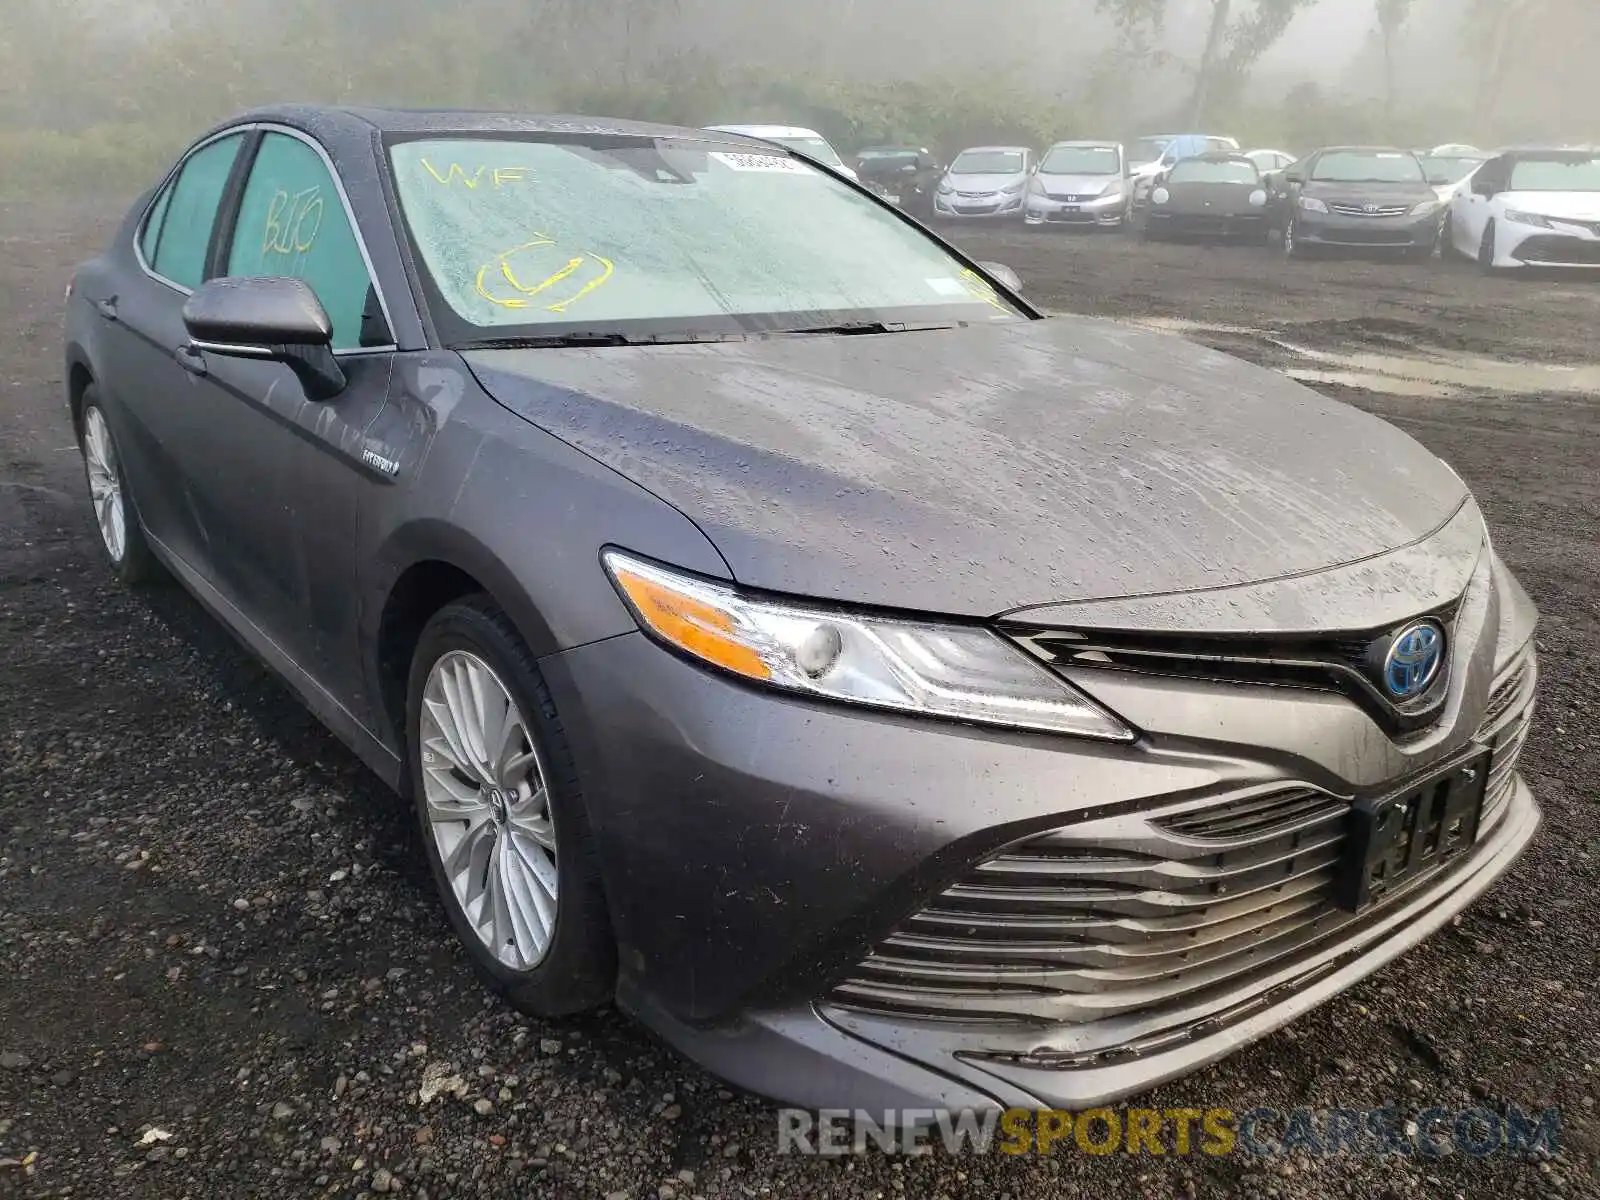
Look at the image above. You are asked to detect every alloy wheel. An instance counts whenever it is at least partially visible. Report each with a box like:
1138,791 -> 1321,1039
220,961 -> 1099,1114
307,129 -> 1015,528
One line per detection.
82,406 -> 127,563
420,649 -> 558,970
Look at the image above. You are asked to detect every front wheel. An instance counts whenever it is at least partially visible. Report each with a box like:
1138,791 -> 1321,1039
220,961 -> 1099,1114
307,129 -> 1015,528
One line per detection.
407,595 -> 615,1015
79,390 -> 162,585
1283,217 -> 1307,259
1479,221 -> 1501,274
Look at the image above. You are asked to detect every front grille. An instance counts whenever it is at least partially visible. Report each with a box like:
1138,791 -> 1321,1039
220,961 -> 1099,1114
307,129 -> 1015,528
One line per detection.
1329,203 -> 1411,217
1516,236 -> 1600,265
827,648 -> 1537,1040
1007,604 -> 1460,738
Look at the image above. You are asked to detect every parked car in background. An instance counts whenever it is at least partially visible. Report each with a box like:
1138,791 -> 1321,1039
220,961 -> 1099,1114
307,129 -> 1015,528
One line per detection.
853,146 -> 943,217
1443,146 -> 1600,271
1128,134 -> 1176,174
1023,140 -> 1132,229
1246,148 -> 1298,174
703,124 -> 858,180
933,146 -> 1035,220
1420,147 -> 1493,203
1133,133 -> 1242,209
1276,146 -> 1445,260
1144,152 -> 1272,242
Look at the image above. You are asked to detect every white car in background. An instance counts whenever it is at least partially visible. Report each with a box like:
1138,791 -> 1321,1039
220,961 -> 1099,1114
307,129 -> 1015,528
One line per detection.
1445,147 -> 1600,270
933,146 -> 1035,220
703,124 -> 858,181
1420,148 -> 1493,203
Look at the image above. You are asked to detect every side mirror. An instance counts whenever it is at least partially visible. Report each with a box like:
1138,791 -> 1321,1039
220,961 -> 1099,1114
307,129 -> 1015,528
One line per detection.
976,261 -> 1022,292
1472,178 -> 1497,197
183,276 -> 347,401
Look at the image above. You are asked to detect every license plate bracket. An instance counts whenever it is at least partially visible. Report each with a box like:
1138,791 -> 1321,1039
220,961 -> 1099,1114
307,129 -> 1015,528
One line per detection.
1335,751 -> 1492,913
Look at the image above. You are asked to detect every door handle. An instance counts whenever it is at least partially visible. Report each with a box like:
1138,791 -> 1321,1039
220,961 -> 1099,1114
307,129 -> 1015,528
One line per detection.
175,344 -> 209,377
95,297 -> 118,322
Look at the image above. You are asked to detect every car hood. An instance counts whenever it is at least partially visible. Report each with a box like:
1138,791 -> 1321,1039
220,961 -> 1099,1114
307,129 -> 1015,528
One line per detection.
1498,190 -> 1600,220
464,318 -> 1468,617
944,172 -> 1024,192
1037,173 -> 1122,195
1301,179 -> 1436,204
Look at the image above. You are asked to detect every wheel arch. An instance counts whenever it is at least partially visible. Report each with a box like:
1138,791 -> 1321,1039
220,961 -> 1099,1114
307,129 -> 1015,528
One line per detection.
367,520 -> 581,757
66,351 -> 96,439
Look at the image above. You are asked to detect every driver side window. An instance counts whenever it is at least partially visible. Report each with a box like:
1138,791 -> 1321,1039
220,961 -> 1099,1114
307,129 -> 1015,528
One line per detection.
225,132 -> 383,351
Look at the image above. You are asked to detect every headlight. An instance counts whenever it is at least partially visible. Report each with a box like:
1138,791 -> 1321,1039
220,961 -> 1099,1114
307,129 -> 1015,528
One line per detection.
1249,189 -> 1267,207
1026,176 -> 1045,196
937,181 -> 954,195
1151,187 -> 1170,205
602,550 -> 1135,741
1001,181 -> 1025,195
1409,199 -> 1441,216
1098,182 -> 1117,197
1298,196 -> 1329,214
1502,209 -> 1554,229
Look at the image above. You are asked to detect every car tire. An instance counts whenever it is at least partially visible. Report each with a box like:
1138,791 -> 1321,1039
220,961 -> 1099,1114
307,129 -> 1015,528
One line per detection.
1478,221 -> 1500,274
1283,217 -> 1307,259
1440,211 -> 1463,261
78,390 -> 163,586
406,594 -> 615,1016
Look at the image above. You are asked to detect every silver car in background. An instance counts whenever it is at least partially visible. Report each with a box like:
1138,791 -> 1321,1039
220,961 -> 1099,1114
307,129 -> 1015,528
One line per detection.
1024,140 -> 1134,229
933,146 -> 1035,220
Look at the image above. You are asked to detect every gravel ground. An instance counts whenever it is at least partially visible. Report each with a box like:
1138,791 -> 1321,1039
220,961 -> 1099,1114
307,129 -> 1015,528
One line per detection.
1,201 -> 1597,1199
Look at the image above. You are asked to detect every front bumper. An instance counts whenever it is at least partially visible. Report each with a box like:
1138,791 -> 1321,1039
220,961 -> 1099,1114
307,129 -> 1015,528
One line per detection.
1498,220 -> 1600,269
933,192 -> 1024,219
1146,208 -> 1269,239
1295,208 -> 1442,250
1024,193 -> 1126,226
539,550 -> 1539,1110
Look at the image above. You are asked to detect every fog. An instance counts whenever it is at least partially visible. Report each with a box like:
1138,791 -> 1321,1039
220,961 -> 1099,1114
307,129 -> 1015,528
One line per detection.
2,0 -> 1597,197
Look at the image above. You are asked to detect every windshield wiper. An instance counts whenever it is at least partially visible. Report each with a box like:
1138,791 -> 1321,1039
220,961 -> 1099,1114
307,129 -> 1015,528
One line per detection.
454,331 -> 740,350
776,320 -> 956,337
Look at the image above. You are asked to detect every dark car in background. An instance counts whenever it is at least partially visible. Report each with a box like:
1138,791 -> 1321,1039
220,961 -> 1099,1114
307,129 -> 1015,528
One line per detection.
1276,146 -> 1448,260
853,145 -> 943,217
1143,152 -> 1272,242
63,105 -> 1541,1114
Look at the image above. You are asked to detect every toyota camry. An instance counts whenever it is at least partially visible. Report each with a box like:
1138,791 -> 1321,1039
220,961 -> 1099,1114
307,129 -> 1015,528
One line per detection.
64,106 -> 1541,1112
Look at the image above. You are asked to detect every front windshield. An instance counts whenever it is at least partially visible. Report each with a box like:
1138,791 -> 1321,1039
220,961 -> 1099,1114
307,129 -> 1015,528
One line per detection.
770,135 -> 844,168
1509,156 -> 1600,192
950,150 -> 1025,174
1421,155 -> 1486,184
1310,151 -> 1426,183
388,136 -> 1023,339
1170,159 -> 1259,185
1130,138 -> 1170,164
1039,146 -> 1120,175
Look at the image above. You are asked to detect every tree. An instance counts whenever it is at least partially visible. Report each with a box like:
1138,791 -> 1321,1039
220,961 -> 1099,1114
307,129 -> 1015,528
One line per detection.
1374,0 -> 1416,137
1096,0 -> 1323,126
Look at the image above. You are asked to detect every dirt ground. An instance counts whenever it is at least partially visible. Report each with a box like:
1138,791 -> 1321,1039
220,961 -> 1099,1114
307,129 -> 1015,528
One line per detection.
2,201 -> 1597,1200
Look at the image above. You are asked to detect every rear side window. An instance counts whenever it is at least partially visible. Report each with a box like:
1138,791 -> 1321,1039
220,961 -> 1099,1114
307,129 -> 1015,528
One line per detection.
139,185 -> 173,265
150,133 -> 246,289
226,132 -> 377,350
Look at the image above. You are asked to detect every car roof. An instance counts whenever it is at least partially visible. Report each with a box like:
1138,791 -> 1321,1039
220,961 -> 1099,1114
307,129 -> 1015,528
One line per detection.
1045,140 -> 1121,149
1314,145 -> 1420,155
953,145 -> 1030,155
703,124 -> 826,140
218,103 -> 747,145
1174,152 -> 1257,166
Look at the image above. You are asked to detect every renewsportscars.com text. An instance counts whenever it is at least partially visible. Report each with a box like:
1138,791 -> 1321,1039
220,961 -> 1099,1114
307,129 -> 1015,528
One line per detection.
776,1105 -> 1562,1159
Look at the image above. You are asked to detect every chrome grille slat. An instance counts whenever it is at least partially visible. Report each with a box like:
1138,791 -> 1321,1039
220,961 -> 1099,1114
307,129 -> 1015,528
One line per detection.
829,649 -> 1538,1037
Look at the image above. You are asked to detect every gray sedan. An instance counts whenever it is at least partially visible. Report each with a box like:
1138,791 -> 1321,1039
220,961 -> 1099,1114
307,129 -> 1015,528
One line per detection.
64,105 -> 1541,1113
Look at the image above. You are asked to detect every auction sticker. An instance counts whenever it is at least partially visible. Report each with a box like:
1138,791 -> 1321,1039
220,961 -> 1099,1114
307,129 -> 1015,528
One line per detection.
710,151 -> 815,174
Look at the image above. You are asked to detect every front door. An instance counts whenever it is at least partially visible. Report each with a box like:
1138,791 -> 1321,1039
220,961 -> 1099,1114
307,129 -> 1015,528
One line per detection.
183,129 -> 399,695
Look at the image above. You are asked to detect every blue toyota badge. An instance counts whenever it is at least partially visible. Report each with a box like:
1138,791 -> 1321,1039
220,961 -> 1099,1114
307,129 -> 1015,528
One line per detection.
1383,620 -> 1446,701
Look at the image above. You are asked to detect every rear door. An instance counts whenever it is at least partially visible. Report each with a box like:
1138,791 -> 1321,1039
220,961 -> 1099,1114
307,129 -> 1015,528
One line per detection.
89,130 -> 249,569
188,128 -> 398,695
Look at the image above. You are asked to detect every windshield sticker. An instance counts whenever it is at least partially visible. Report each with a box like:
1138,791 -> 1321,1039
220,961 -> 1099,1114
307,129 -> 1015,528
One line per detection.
709,151 -> 815,174
959,268 -> 1008,312
421,160 -> 531,188
925,277 -> 969,296
474,237 -> 615,313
